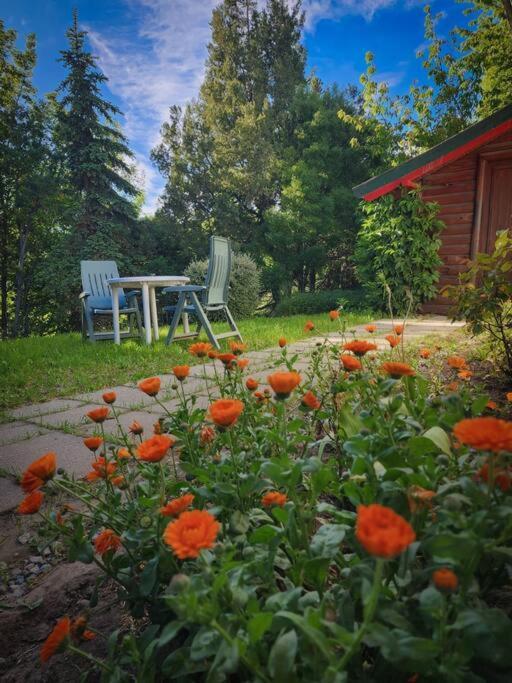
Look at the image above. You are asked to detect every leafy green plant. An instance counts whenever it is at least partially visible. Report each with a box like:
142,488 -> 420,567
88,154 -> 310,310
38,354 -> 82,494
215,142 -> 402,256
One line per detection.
445,229 -> 512,377
355,188 -> 444,313
273,289 -> 367,316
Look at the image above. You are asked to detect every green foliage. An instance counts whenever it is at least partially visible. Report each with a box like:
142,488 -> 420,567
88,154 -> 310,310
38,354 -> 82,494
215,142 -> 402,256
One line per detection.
446,229 -> 512,377
273,289 -> 367,316
355,189 -> 444,313
185,252 -> 262,319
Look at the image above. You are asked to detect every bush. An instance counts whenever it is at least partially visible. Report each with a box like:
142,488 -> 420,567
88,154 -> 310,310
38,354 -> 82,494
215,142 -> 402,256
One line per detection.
274,288 -> 367,316
185,251 -> 261,319
355,188 -> 444,313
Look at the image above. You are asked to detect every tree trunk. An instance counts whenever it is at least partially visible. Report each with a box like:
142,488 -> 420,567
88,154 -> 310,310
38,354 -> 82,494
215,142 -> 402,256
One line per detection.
502,1 -> 512,33
309,268 -> 316,292
13,226 -> 29,338
0,220 -> 8,339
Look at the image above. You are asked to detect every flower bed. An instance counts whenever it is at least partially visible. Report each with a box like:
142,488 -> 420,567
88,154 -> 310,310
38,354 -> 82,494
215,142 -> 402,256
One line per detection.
15,322 -> 512,681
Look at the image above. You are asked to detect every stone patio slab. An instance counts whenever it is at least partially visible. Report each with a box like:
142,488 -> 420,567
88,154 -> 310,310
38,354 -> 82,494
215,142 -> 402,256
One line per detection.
27,403 -> 126,430
0,478 -> 24,514
78,409 -> 165,441
0,422 -> 49,446
7,398 -> 85,421
73,385 -> 159,409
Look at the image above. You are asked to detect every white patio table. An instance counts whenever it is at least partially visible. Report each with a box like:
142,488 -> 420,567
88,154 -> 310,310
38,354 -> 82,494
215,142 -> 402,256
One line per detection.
107,275 -> 190,345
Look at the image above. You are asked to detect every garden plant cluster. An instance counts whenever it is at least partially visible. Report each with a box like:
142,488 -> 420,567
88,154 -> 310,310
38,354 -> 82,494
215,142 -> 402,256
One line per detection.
15,317 -> 512,682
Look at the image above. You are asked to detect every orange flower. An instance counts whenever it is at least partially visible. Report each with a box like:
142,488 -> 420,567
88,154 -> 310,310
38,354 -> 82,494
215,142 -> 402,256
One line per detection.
407,485 -> 435,514
217,353 -> 237,368
380,362 -> 415,379
208,350 -> 218,359
304,321 -> 315,331
40,616 -> 70,663
129,420 -> 144,435
173,365 -> 190,381
365,324 -> 377,333
329,310 -> 340,321
83,436 -> 103,452
458,369 -> 473,380
432,568 -> 458,592
20,452 -> 57,493
138,377 -> 161,396
262,491 -> 288,507
419,348 -> 431,359
453,417 -> 512,452
86,457 -> 117,481
246,377 -> 259,391
486,400 -> 497,410
267,371 -> 301,398
200,425 -> 215,444
102,391 -> 116,404
447,381 -> 459,392
208,399 -> 244,427
237,358 -> 250,370
506,391 -> 512,402
477,460 -> 512,492
163,509 -> 220,559
86,407 -> 110,423
111,475 -> 125,488
340,354 -> 362,372
278,337 -> 287,348
189,342 -> 213,357
71,615 -> 96,642
343,340 -> 377,357
94,529 -> 121,556
385,334 -> 400,348
153,420 -> 162,435
229,341 -> 247,355
137,434 -> 175,462
160,493 -> 195,517
394,324 -> 404,335
117,447 -> 131,459
356,504 -> 416,558
301,390 -> 321,410
447,356 -> 467,370
18,490 -> 44,515
253,391 -> 266,403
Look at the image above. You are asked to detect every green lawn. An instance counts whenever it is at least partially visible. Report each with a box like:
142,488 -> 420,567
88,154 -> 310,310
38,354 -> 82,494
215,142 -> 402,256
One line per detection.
0,312 -> 374,411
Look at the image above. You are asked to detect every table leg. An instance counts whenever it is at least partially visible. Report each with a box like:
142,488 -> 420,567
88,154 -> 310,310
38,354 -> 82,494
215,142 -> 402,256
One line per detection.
150,287 -> 159,341
142,283 -> 152,345
182,312 -> 190,335
112,286 -> 121,345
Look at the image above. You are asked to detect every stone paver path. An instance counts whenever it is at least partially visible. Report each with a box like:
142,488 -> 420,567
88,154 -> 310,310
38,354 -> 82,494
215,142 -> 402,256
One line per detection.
0,316 -> 464,512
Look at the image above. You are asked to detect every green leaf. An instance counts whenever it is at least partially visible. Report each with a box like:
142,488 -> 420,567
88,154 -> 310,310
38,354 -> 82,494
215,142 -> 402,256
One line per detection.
310,524 -> 346,559
423,533 -> 478,563
249,524 -> 280,544
139,557 -> 159,597
158,621 -> 183,648
248,612 -> 273,643
268,629 -> 297,679
423,426 -> 452,455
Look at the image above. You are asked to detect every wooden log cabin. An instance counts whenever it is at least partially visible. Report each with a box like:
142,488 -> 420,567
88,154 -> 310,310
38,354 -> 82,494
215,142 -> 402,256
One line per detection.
353,104 -> 512,314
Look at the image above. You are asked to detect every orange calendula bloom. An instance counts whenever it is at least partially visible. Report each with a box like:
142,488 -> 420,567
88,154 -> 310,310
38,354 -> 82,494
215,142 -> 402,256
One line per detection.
20,452 -> 57,493
486,400 -> 497,410
477,461 -> 512,492
40,616 -> 70,663
278,337 -> 287,348
419,348 -> 431,359
329,310 -> 340,321
102,391 -> 116,404
506,391 -> 512,402
86,407 -> 110,423
94,529 -> 121,556
237,358 -> 250,370
137,434 -> 175,462
343,340 -> 377,357
138,377 -> 161,396
340,354 -> 362,372
385,334 -> 400,348
116,447 -> 131,459
365,324 -> 377,333
356,503 -> 416,558
173,365 -> 190,381
83,436 -> 103,452
229,341 -> 247,355
71,615 -> 96,642
208,399 -> 244,427
447,381 -> 459,392
447,356 -> 467,370
246,377 -> 259,391
189,342 -> 213,357
407,485 -> 436,514
453,417 -> 512,452
208,350 -> 218,359
267,371 -> 302,398
18,490 -> 44,515
200,425 -> 215,444
304,321 -> 315,331
381,361 -> 415,379
160,493 -> 195,517
217,352 -> 237,368
262,491 -> 288,507
86,457 -> 117,481
433,568 -> 458,592
129,420 -> 144,435
458,369 -> 473,380
163,509 -> 220,560
301,390 -> 321,410
394,324 -> 404,335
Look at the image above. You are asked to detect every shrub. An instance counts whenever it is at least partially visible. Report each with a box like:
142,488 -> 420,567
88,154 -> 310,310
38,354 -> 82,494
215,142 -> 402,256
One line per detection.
274,288 -> 367,316
185,251 -> 261,319
445,229 -> 512,377
355,188 -> 444,313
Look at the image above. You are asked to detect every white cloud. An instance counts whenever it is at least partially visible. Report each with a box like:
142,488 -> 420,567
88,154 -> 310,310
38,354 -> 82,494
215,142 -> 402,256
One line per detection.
301,0 -> 398,29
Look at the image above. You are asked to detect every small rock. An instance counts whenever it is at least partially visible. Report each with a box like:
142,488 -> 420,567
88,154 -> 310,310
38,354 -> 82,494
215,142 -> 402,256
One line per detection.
29,555 -> 43,564
40,563 -> 50,572
17,533 -> 30,545
25,564 -> 36,573
11,568 -> 23,578
15,575 -> 25,585
42,548 -> 51,556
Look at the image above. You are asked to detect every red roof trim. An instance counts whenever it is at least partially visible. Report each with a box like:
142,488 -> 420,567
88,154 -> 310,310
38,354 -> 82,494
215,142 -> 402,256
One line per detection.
362,119 -> 512,201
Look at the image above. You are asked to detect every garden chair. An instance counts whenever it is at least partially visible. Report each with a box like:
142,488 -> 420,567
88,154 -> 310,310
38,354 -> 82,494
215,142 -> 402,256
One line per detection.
163,236 -> 242,349
80,260 -> 143,343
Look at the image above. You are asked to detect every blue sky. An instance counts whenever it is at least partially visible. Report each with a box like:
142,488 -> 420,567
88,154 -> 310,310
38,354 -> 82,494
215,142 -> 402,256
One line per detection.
2,1 -> 465,212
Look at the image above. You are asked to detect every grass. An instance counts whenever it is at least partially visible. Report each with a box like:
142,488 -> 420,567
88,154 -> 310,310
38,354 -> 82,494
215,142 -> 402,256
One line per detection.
0,311 -> 374,412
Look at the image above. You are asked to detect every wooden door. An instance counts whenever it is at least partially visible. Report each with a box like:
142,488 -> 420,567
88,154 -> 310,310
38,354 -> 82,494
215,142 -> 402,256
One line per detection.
476,157 -> 512,254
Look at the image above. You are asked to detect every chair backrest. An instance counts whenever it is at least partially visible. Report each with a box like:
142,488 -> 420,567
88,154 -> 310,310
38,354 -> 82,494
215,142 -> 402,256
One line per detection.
81,260 -> 125,309
204,237 -> 231,307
